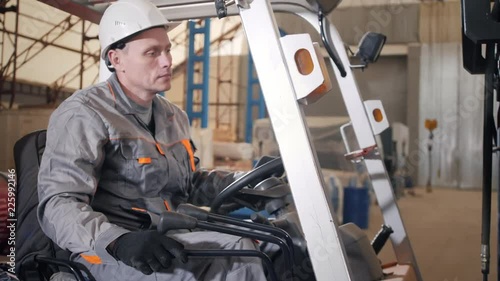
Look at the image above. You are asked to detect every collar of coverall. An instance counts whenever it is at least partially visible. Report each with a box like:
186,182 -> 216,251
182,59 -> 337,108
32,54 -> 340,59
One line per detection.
106,73 -> 174,119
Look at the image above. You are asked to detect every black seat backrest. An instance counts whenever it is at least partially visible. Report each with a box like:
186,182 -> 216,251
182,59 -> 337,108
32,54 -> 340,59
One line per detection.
14,130 -> 71,280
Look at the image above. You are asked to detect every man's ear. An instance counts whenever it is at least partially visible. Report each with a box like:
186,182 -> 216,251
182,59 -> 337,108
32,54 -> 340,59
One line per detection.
107,50 -> 123,72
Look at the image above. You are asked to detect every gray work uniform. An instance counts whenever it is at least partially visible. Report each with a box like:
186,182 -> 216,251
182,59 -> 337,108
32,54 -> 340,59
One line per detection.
37,74 -> 266,281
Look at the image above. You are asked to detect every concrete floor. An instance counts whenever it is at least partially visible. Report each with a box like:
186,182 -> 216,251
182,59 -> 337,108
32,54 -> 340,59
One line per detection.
363,187 -> 498,281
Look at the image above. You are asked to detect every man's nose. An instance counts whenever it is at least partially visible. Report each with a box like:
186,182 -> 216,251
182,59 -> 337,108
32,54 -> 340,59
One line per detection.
159,51 -> 172,68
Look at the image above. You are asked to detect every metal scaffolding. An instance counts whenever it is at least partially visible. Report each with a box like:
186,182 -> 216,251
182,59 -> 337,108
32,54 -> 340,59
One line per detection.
182,17 -> 244,139
214,19 -> 241,136
245,52 -> 265,143
49,19 -> 100,105
0,0 -> 100,109
186,19 -> 211,128
0,0 -> 19,109
3,1 -> 259,144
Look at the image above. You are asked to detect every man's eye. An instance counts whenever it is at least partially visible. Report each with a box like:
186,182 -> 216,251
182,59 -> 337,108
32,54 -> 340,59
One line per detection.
146,51 -> 157,56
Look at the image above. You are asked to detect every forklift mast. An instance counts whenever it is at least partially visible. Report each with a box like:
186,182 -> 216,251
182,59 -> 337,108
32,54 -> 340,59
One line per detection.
148,1 -> 422,280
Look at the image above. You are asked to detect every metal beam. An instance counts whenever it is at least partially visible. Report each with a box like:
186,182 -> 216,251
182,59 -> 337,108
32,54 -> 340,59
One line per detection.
155,0 -> 318,21
38,0 -> 105,24
37,0 -> 320,23
0,28 -> 99,59
1,78 -> 73,98
239,1 -> 352,280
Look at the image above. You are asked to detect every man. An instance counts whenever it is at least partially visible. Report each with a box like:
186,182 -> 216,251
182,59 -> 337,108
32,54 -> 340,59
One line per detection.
37,1 -> 267,280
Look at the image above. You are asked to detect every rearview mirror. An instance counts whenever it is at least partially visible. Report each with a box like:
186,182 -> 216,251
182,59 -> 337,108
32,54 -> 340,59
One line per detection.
356,32 -> 386,64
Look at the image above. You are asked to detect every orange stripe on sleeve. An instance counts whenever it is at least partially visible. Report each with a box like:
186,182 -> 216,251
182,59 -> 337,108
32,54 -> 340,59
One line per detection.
80,254 -> 102,264
181,139 -> 196,171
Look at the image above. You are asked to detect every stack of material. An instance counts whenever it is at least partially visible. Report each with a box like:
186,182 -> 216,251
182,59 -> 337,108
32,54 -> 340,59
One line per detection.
213,142 -> 254,161
195,127 -> 255,171
191,128 -> 214,169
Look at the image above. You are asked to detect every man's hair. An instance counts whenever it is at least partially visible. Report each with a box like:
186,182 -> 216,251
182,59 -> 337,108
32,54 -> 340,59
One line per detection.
105,40 -> 127,72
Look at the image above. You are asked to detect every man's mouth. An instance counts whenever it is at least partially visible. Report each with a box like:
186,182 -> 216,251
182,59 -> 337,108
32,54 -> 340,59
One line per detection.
158,73 -> 171,79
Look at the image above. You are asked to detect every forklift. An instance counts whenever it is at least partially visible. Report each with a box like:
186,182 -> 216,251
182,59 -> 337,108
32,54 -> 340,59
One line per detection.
15,0 -> 428,280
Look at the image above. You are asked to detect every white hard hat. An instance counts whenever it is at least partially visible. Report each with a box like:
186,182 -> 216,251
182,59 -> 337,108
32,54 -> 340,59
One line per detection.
98,0 -> 180,60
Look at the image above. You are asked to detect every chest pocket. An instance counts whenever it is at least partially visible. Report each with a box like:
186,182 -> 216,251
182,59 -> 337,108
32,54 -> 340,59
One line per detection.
119,138 -> 194,200
119,138 -> 165,197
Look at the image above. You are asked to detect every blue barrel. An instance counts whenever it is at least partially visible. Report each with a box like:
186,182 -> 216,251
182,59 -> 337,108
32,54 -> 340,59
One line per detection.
342,187 -> 370,229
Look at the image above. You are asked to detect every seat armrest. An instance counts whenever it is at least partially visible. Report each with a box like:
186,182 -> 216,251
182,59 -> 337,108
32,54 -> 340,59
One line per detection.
34,256 -> 96,281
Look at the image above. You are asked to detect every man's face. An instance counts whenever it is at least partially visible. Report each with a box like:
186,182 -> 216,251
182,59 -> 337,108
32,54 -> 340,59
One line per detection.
111,27 -> 173,94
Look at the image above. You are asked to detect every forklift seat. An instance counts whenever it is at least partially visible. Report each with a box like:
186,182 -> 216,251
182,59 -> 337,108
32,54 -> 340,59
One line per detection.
14,130 -> 93,281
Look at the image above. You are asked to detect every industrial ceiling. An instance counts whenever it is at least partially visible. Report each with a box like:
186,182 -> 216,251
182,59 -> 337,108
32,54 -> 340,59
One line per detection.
37,0 -> 343,24
37,0 -> 111,23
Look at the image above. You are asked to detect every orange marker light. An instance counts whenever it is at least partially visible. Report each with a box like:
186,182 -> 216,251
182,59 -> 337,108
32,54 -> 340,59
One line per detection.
373,108 -> 384,122
295,48 -> 314,75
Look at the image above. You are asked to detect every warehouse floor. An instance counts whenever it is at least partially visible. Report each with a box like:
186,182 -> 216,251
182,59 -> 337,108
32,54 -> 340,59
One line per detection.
364,187 -> 498,281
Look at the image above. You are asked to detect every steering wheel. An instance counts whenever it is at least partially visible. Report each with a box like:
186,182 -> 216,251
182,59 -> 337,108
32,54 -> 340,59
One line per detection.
210,157 -> 284,213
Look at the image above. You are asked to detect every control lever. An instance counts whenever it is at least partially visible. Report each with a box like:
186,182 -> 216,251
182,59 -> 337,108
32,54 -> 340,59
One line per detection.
371,224 -> 394,255
157,211 -> 198,234
250,212 -> 273,226
177,203 -> 295,281
178,204 -> 294,257
156,211 -> 281,281
176,204 -> 210,221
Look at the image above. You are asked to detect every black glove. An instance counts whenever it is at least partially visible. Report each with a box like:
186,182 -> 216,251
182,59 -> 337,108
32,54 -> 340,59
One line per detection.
110,230 -> 187,275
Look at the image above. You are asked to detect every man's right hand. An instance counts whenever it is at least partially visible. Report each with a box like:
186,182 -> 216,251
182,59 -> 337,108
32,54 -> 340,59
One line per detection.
109,230 -> 187,275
